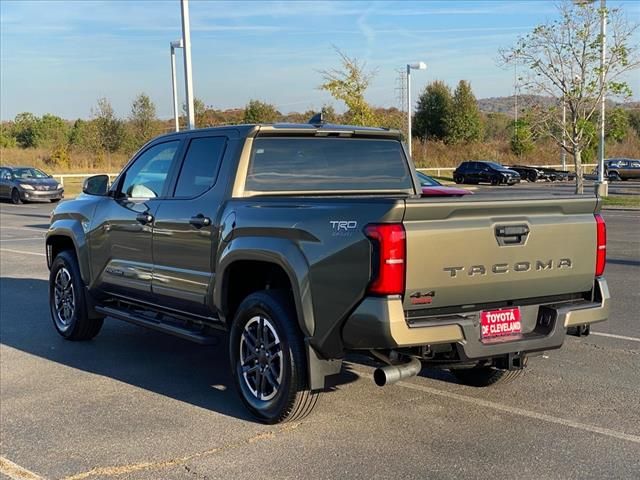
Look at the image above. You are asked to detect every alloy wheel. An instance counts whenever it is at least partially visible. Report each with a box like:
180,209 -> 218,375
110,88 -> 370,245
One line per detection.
53,267 -> 75,331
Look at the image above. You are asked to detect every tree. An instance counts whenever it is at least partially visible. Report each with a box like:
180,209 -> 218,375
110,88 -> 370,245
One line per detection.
318,48 -> 378,126
501,1 -> 640,193
445,80 -> 483,144
628,108 -> 640,137
510,119 -> 535,156
92,97 -> 125,153
12,112 -> 41,148
38,114 -> 69,149
413,80 -> 452,141
243,99 -> 280,124
605,107 -> 629,142
129,93 -> 158,148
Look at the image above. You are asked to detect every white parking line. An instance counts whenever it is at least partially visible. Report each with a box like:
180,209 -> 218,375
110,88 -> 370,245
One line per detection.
0,237 -> 44,242
0,248 -> 46,257
591,331 -> 640,342
0,456 -> 45,480
357,371 -> 640,444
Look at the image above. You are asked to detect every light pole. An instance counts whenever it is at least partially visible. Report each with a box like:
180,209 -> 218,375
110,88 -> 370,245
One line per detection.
561,99 -> 567,170
180,0 -> 195,130
170,39 -> 183,132
596,0 -> 608,196
406,61 -> 427,158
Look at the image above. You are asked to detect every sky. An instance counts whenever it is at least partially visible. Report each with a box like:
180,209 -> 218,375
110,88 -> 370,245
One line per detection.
1,0 -> 639,121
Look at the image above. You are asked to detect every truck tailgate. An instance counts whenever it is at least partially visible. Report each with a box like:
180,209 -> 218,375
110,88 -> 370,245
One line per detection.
403,196 -> 599,312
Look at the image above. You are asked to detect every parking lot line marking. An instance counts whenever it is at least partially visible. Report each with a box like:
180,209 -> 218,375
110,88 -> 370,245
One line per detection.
0,248 -> 45,257
0,456 -> 45,480
0,237 -> 44,242
356,371 -> 640,445
591,332 -> 640,342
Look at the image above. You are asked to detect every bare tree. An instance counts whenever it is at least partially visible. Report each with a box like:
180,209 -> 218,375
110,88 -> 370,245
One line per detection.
500,1 -> 639,193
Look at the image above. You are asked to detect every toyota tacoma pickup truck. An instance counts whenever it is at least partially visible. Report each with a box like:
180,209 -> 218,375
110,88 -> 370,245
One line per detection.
46,122 -> 609,423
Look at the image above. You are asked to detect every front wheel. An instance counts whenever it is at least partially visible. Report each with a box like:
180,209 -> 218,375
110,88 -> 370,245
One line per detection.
11,188 -> 22,204
609,172 -> 621,181
491,176 -> 501,186
49,250 -> 103,340
229,290 -> 319,424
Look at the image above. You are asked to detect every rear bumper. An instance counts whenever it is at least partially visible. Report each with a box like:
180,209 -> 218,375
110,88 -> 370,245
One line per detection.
342,278 -> 609,360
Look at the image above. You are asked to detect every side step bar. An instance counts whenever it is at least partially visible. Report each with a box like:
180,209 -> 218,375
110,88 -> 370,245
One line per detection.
95,305 -> 220,345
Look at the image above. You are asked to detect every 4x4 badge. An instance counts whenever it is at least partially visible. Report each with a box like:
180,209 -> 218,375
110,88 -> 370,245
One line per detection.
410,290 -> 435,305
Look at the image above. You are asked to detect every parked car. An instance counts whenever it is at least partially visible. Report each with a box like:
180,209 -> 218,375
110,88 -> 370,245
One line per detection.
507,165 -> 547,182
453,161 -> 521,185
602,158 -> 640,181
0,166 -> 64,204
46,123 -> 608,423
416,171 -> 471,196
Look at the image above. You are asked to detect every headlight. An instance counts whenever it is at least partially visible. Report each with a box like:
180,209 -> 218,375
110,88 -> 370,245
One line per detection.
56,183 -> 62,189
20,184 -> 34,190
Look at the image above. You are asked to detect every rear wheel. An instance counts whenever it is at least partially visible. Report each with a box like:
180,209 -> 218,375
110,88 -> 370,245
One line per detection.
10,188 -> 22,204
49,250 -> 103,340
453,174 -> 464,184
229,290 -> 319,424
609,171 -> 622,181
451,361 -> 526,387
527,171 -> 538,182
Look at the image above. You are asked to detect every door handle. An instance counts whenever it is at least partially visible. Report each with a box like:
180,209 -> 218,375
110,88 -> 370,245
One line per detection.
136,212 -> 154,225
189,214 -> 211,228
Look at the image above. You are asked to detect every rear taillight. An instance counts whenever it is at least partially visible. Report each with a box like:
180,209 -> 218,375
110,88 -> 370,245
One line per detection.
595,213 -> 606,276
364,223 -> 406,296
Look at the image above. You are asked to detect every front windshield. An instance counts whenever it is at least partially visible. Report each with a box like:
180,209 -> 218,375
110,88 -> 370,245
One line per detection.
11,168 -> 50,179
416,171 -> 442,186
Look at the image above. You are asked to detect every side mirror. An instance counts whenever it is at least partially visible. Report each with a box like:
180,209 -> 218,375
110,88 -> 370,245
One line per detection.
82,174 -> 109,196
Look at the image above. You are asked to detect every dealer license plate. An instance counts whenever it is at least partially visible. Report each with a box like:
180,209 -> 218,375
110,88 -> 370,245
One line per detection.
480,307 -> 522,340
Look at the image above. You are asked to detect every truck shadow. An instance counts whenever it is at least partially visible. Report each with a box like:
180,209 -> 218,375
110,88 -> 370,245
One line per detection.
0,276 -> 358,423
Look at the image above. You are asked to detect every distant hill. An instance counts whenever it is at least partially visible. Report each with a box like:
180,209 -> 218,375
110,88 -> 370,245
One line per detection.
477,95 -> 640,117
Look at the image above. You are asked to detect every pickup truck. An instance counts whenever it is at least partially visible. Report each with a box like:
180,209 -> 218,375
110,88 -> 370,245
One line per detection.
46,123 -> 609,424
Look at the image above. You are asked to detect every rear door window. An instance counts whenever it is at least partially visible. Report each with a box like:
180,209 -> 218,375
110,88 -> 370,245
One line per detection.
173,136 -> 227,198
245,137 -> 412,193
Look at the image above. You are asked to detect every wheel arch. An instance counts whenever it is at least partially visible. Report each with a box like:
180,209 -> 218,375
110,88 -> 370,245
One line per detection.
215,238 -> 314,337
46,222 -> 91,284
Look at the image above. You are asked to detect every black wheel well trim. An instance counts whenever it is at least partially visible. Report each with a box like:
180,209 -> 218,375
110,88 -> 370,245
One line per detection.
215,246 -> 314,337
46,228 -> 90,284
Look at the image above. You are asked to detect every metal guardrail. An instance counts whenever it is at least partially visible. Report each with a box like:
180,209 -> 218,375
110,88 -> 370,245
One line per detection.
54,173 -> 119,187
417,164 -> 596,177
52,164 -> 598,187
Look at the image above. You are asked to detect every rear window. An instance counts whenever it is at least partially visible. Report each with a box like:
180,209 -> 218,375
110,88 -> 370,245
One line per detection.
245,137 -> 413,193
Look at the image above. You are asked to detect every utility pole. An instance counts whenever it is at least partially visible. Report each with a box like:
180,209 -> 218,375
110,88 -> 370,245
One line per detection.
596,0 -> 608,196
561,99 -> 567,170
406,62 -> 426,158
170,39 -> 183,132
180,0 -> 195,130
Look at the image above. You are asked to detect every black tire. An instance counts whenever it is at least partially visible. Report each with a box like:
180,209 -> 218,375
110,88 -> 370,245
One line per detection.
609,171 -> 621,181
49,250 -> 103,341
454,174 -> 464,184
491,176 -> 500,186
11,188 -> 22,205
527,171 -> 537,182
229,290 -> 319,424
451,362 -> 526,387
50,198 -> 61,203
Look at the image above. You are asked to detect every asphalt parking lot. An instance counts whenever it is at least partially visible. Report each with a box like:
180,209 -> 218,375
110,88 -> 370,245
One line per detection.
1,197 -> 639,480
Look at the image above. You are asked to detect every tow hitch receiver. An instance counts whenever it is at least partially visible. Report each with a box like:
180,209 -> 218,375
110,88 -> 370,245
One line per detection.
495,352 -> 525,371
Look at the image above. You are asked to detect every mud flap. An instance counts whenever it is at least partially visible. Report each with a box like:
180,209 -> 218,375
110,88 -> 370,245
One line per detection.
307,342 -> 342,391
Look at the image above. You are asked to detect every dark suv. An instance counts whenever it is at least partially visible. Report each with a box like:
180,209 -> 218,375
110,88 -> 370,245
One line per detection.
453,161 -> 520,185
603,158 -> 640,181
0,166 -> 64,204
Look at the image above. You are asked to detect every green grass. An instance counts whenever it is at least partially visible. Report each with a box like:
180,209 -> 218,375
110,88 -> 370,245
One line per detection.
601,195 -> 640,208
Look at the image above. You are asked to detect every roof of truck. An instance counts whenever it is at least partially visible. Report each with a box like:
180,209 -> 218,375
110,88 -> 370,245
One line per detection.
154,123 -> 402,142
